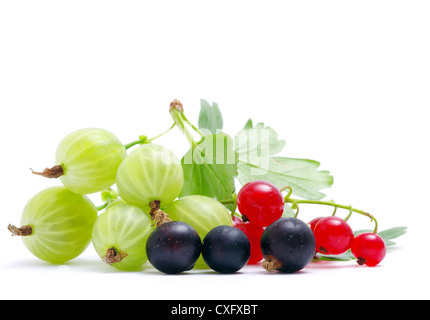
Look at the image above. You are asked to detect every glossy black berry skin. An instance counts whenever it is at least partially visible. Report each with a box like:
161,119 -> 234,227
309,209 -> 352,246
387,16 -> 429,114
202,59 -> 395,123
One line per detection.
146,221 -> 202,274
261,217 -> 316,273
201,225 -> 251,273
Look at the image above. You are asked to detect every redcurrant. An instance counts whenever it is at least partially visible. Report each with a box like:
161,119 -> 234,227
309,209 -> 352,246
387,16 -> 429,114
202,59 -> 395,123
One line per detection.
232,215 -> 242,226
236,180 -> 285,228
313,216 -> 354,255
234,220 -> 265,264
308,217 -> 324,232
351,232 -> 386,267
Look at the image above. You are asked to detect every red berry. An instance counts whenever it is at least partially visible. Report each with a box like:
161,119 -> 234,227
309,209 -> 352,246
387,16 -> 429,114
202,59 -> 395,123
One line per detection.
351,233 -> 386,267
308,217 -> 324,232
235,221 -> 265,264
232,215 -> 242,227
313,216 -> 354,255
237,180 -> 285,228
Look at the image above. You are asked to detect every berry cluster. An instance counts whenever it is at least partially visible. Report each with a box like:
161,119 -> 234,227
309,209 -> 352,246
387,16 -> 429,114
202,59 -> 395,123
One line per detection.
7,100 -> 395,275
146,222 -> 251,274
8,127 -> 249,273
233,180 -> 387,271
310,216 -> 386,266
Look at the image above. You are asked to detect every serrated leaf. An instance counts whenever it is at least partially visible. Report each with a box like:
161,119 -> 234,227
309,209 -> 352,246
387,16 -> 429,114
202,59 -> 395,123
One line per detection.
180,133 -> 238,202
198,99 -> 223,134
234,120 -> 332,200
237,157 -> 334,200
235,121 -> 286,159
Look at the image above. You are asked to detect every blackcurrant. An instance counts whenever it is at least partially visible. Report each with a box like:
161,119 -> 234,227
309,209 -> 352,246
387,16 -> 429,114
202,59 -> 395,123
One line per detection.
146,221 -> 202,274
261,217 -> 316,273
201,225 -> 251,273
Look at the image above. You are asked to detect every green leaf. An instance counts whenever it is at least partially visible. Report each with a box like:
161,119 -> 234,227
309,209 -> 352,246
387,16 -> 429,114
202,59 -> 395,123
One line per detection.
235,121 -> 286,159
316,252 -> 355,261
378,226 -> 407,242
243,119 -> 254,130
198,99 -> 223,134
354,226 -> 407,246
282,203 -> 296,218
317,226 -> 407,262
234,120 -> 332,200
237,157 -> 334,200
180,133 -> 238,202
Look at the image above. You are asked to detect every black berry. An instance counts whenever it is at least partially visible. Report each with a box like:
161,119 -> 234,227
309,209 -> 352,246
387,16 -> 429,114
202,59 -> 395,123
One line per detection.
260,217 -> 316,273
202,225 -> 251,273
146,221 -> 202,274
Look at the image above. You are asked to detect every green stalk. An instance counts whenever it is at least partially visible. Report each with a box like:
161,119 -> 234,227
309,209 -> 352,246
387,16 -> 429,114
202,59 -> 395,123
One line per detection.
124,136 -> 148,150
124,123 -> 177,150
169,99 -> 198,148
96,202 -> 109,211
147,123 -> 176,143
97,188 -> 119,211
282,186 -> 378,233
181,113 -> 205,138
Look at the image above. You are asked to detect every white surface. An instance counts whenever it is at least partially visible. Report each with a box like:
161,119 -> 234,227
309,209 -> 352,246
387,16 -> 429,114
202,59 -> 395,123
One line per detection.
0,1 -> 429,300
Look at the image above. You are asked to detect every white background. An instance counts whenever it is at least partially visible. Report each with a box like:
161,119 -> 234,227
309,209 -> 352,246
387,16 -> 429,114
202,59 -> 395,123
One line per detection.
1,1 -> 429,300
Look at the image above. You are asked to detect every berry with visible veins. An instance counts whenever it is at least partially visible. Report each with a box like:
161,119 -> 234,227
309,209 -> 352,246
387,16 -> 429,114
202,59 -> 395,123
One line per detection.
164,195 -> 233,269
32,128 -> 127,195
92,203 -> 154,271
116,144 -> 184,212
8,187 -> 97,264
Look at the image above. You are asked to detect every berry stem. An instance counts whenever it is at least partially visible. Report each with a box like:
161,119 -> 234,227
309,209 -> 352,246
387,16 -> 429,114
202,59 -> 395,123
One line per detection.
224,193 -> 238,218
97,188 -> 119,211
124,123 -> 177,150
262,255 -> 283,272
181,113 -> 205,138
8,224 -> 33,237
103,248 -> 128,265
218,199 -> 236,205
31,165 -> 64,179
147,123 -> 176,143
124,136 -> 148,150
96,202 -> 109,211
149,200 -> 171,227
169,100 -> 197,148
283,186 -> 378,233
218,196 -> 240,218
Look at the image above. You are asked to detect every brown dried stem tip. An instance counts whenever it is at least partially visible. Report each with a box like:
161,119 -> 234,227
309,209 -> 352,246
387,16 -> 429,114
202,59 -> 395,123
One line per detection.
103,248 -> 128,265
262,255 -> 283,272
8,224 -> 33,237
169,99 -> 183,112
149,200 -> 171,227
31,165 -> 64,179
